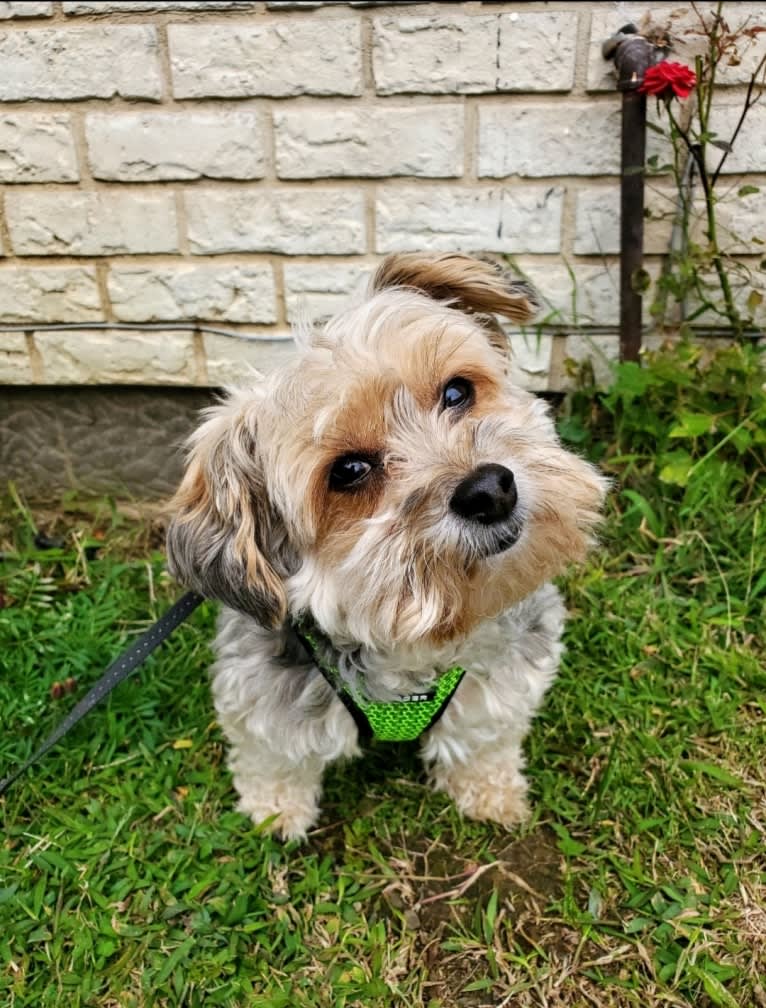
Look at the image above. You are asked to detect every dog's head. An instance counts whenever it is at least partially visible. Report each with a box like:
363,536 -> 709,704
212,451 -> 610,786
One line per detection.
167,253 -> 607,647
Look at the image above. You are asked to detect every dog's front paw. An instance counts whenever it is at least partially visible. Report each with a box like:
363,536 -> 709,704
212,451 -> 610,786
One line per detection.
235,787 -> 319,841
432,763 -> 530,829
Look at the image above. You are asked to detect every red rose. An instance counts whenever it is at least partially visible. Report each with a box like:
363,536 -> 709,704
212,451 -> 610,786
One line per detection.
639,61 -> 697,99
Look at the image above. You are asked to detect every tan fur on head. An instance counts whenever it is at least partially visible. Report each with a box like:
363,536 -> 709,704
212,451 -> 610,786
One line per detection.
372,252 -> 539,355
167,256 -> 604,648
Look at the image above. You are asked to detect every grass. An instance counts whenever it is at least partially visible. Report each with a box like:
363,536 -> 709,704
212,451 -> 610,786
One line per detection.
1,341 -> 765,1007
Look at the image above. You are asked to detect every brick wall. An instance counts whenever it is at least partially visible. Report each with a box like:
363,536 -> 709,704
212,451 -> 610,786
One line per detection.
1,1 -> 765,393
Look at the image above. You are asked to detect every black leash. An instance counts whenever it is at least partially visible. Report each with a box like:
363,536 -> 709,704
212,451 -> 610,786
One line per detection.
0,591 -> 204,798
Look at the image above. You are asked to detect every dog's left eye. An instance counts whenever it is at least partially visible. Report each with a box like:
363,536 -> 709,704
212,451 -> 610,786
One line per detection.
329,455 -> 374,492
442,377 -> 474,411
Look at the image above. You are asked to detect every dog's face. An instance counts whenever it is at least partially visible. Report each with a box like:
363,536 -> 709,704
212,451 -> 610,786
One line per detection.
167,254 -> 607,649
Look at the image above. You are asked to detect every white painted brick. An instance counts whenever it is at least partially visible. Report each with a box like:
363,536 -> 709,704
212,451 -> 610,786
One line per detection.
275,105 -> 462,179
375,185 -> 563,254
574,187 -> 622,256
479,103 -> 623,177
373,14 -> 497,94
169,20 -> 362,98
65,1 -> 259,11
0,266 -> 102,322
6,192 -> 178,256
0,26 -> 161,101
36,329 -> 197,385
203,332 -> 296,386
507,330 -> 553,391
497,12 -> 578,92
0,114 -> 78,183
516,260 -> 621,326
709,100 -> 766,174
283,262 -> 372,322
562,331 -> 620,387
707,186 -> 766,254
108,265 -> 277,324
0,2 -> 52,17
589,4 -> 766,92
574,183 -> 675,255
0,332 -> 33,383
86,112 -> 266,182
186,189 -> 365,255
685,264 -> 766,328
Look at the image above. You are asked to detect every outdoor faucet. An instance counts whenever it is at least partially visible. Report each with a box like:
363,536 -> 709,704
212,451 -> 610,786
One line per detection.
602,24 -> 658,91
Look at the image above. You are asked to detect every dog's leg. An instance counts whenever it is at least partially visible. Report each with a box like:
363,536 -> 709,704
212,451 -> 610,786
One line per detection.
425,738 -> 531,828
227,740 -> 330,841
424,587 -> 565,827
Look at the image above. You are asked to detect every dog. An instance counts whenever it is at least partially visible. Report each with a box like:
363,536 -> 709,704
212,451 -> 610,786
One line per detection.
166,253 -> 607,840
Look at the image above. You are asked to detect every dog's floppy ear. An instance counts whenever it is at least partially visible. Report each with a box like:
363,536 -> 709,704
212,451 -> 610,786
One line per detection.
166,397 -> 287,628
372,252 -> 539,333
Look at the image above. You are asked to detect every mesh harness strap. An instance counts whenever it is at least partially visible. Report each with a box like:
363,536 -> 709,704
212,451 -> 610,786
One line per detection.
293,622 -> 466,743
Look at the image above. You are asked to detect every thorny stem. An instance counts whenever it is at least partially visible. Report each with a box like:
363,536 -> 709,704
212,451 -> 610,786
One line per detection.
711,50 -> 766,186
661,0 -> 766,336
666,103 -> 740,333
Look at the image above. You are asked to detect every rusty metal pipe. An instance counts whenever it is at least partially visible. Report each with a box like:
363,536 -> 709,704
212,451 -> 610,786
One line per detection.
603,26 -> 657,362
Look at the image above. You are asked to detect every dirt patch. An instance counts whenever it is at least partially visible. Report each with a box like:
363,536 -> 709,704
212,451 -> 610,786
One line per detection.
376,825 -> 577,1006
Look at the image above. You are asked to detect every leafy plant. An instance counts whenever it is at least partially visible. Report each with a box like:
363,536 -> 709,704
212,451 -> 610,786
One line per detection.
562,337 -> 766,503
644,2 -> 766,335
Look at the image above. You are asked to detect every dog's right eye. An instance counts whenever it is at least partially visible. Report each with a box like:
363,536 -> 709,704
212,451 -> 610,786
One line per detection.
329,455 -> 374,492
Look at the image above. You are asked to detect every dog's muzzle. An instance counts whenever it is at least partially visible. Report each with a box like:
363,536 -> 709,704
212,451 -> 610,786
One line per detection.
450,463 -> 521,555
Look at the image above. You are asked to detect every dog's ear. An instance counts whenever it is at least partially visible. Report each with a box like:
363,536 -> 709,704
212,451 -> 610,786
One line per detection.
372,252 -> 539,331
166,398 -> 287,628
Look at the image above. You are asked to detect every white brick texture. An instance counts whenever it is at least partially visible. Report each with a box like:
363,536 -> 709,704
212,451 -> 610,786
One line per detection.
186,189 -> 365,255
0,26 -> 161,101
169,20 -> 362,98
375,186 -> 564,254
6,192 -> 179,256
497,12 -> 578,92
64,1 -> 259,11
283,262 -> 372,322
373,11 -> 577,94
0,1 -> 763,395
274,105 -> 463,178
35,329 -> 197,384
0,114 -> 78,183
0,332 -> 33,383
709,101 -> 766,174
574,184 -> 675,256
203,332 -> 295,385
479,103 -> 623,177
373,14 -> 498,94
108,265 -> 277,323
86,113 -> 266,181
517,260 -> 621,326
0,2 -> 52,18
0,267 -> 102,323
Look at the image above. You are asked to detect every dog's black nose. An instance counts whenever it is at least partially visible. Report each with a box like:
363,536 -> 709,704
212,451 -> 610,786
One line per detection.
450,464 -> 517,525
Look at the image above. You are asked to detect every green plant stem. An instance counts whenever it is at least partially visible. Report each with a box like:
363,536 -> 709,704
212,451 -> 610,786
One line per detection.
666,104 -> 741,334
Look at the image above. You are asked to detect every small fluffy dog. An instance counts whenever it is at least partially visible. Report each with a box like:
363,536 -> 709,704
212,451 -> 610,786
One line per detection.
167,253 -> 606,839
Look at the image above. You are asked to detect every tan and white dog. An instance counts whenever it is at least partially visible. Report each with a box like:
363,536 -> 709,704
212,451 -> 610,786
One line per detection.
167,253 -> 606,839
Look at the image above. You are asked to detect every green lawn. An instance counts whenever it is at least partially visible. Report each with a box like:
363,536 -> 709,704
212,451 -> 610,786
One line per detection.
2,341 -> 764,1008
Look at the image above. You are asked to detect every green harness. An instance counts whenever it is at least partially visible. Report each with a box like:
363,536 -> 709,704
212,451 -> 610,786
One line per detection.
294,622 -> 466,743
